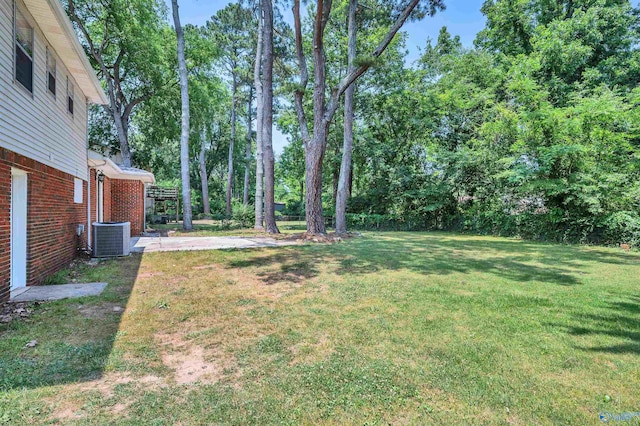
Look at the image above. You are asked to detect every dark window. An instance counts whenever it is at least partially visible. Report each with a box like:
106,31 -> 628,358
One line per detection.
48,72 -> 56,95
15,44 -> 32,92
67,77 -> 74,115
15,8 -> 33,93
47,49 -> 56,96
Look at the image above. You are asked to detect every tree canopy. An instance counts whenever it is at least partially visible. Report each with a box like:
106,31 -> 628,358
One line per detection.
70,0 -> 640,246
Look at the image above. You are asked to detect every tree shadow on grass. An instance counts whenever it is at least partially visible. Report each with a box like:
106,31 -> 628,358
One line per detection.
225,232 -> 635,286
0,254 -> 141,391
230,254 -> 320,285
552,296 -> 640,354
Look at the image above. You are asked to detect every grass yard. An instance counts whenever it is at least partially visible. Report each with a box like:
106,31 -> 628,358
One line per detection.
0,232 -> 639,424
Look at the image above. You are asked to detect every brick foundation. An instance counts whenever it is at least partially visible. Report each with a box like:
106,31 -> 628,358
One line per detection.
0,147 -> 88,302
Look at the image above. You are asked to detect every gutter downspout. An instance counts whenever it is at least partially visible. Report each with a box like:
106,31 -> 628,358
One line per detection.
85,99 -> 91,253
143,183 -> 147,235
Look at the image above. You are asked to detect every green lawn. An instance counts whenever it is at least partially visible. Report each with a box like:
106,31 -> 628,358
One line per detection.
1,232 -> 639,424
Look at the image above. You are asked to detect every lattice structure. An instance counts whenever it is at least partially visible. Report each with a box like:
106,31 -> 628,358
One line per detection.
147,187 -> 179,200
147,186 -> 180,223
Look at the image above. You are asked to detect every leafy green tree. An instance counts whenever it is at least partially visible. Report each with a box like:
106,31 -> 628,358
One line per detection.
206,3 -> 256,217
66,0 -> 171,167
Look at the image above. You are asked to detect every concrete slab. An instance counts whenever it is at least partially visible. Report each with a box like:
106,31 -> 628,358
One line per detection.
10,282 -> 108,302
130,236 -> 299,253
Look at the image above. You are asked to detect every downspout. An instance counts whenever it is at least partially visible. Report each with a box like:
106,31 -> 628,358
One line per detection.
86,167 -> 91,252
143,183 -> 147,234
85,98 -> 91,253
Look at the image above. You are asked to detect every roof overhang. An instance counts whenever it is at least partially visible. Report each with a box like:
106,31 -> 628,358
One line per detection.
88,151 -> 155,184
22,0 -> 108,104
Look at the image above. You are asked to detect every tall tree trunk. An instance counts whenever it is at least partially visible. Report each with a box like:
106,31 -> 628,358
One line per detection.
305,132 -> 328,234
300,0 -> 332,236
254,9 -> 265,229
199,130 -> 211,217
262,0 -> 279,233
226,80 -> 237,217
300,181 -> 304,204
335,0 -> 357,235
172,0 -> 192,230
243,87 -> 253,205
332,142 -> 340,205
293,0 -> 423,236
109,106 -> 132,167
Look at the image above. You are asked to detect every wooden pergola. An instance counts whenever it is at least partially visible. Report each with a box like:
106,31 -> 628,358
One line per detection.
147,186 -> 180,223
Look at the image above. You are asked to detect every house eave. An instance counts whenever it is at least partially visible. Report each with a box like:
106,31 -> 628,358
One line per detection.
22,0 -> 108,104
88,151 -> 155,184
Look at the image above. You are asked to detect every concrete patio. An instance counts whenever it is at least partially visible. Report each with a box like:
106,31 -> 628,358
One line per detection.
130,236 -> 299,253
10,282 -> 108,302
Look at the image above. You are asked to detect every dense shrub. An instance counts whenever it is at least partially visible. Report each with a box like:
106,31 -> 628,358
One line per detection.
232,200 -> 255,227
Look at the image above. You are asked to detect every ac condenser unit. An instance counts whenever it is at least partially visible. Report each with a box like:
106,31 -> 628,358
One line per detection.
92,222 -> 131,257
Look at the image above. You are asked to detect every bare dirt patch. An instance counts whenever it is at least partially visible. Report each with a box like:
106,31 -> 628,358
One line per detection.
112,402 -> 129,414
49,405 -> 82,423
136,271 -> 166,279
45,373 -> 165,422
75,373 -> 166,398
76,302 -> 124,319
157,333 -> 238,385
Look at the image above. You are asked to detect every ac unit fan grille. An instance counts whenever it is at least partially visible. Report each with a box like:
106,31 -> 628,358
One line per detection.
92,222 -> 130,257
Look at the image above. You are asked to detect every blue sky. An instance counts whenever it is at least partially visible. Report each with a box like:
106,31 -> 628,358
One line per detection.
167,0 -> 488,153
168,0 -> 487,61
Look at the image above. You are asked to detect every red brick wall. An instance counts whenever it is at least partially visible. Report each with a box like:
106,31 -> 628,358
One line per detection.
0,147 -> 88,302
89,170 -> 145,238
111,179 -> 145,236
104,177 -> 112,222
89,168 -> 96,226
0,160 -> 11,302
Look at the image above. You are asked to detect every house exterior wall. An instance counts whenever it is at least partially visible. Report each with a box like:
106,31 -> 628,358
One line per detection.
0,147 -> 88,302
89,168 -> 113,227
88,169 -> 145,238
111,179 -> 145,237
89,168 -> 95,226
0,160 -> 11,302
0,0 -> 89,181
104,176 -> 112,222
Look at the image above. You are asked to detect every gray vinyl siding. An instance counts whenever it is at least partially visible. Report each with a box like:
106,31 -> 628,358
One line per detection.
0,0 -> 89,181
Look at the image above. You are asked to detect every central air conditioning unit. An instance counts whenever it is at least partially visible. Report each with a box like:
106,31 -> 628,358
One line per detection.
92,222 -> 131,257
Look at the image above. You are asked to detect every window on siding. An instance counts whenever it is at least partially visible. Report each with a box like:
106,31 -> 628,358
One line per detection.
14,7 -> 33,93
46,48 -> 56,96
67,77 -> 74,115
74,178 -> 83,204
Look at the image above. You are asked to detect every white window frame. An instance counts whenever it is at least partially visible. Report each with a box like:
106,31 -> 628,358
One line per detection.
46,47 -> 56,98
74,178 -> 83,204
67,76 -> 74,116
13,1 -> 34,96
